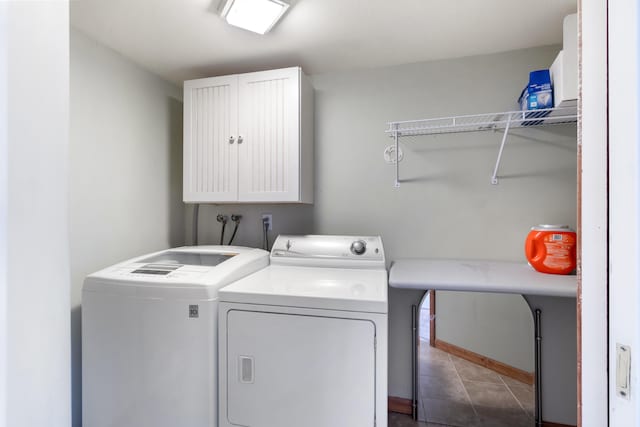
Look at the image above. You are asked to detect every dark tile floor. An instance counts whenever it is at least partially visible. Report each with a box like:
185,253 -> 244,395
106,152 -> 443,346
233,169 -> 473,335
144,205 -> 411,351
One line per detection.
388,411 -> 451,427
393,338 -> 535,427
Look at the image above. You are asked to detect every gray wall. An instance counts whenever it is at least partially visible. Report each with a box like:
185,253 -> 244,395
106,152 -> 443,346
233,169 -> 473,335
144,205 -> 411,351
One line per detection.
184,204 -> 315,248
69,29 -> 184,427
196,45 -> 577,400
309,46 -> 576,398
2,3 -> 71,426
436,291 -> 534,372
69,36 -> 577,419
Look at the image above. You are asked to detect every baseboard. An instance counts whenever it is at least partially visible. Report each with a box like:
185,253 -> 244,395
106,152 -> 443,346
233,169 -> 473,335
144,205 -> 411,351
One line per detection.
388,396 -> 412,415
434,339 -> 534,385
388,395 -> 575,427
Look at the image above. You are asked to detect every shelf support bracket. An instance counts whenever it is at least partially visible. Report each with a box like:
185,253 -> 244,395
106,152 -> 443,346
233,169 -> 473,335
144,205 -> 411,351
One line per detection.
491,114 -> 512,185
394,125 -> 400,188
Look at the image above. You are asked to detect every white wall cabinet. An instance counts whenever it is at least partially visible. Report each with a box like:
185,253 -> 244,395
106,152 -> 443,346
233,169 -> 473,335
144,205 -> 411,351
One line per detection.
183,67 -> 313,203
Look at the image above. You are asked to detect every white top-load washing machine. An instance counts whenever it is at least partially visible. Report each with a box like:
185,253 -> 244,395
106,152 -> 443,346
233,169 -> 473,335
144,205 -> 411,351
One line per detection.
218,235 -> 388,427
82,245 -> 269,427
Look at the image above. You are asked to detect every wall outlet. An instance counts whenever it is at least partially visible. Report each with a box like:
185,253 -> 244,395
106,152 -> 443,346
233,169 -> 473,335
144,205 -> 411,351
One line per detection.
261,214 -> 273,231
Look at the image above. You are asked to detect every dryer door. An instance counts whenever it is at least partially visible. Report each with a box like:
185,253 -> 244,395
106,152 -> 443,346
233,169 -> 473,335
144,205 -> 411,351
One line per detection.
225,310 -> 376,427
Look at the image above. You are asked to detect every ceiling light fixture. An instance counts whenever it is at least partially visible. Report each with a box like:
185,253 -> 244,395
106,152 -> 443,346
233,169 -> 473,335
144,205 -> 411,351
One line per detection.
220,0 -> 290,35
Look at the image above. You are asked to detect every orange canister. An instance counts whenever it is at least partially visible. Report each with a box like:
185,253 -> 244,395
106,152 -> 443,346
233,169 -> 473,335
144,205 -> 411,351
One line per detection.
525,225 -> 576,275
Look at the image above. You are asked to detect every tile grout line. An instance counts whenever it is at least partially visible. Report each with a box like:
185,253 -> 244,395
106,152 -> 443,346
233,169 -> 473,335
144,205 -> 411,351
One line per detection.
450,353 -> 480,419
418,340 -> 427,423
422,345 -> 533,426
498,375 -> 531,417
424,348 -> 478,426
417,342 -> 428,422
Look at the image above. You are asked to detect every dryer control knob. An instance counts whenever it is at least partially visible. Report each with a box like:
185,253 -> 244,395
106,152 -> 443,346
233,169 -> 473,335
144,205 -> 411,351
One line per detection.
350,240 -> 367,255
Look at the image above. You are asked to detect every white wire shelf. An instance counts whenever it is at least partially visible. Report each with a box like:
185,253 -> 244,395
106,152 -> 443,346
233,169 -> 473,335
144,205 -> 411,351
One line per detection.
385,106 -> 577,137
385,106 -> 578,186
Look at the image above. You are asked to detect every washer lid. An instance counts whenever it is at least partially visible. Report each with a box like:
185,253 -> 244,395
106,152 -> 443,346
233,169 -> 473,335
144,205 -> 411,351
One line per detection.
83,246 -> 269,295
218,265 -> 388,314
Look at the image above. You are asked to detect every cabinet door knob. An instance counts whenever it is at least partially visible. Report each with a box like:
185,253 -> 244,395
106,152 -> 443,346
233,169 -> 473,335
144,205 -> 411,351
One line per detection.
237,136 -> 244,144
229,136 -> 235,144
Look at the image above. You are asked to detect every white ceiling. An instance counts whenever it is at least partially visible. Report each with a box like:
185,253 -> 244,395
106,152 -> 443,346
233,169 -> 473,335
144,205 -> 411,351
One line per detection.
71,0 -> 577,85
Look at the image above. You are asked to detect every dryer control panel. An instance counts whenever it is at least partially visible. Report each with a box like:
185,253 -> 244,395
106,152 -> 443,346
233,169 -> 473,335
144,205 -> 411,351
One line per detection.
270,235 -> 385,269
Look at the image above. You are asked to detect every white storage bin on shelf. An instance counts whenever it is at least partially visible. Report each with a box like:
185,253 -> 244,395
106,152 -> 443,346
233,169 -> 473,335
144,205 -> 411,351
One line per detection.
385,106 -> 578,186
550,14 -> 578,108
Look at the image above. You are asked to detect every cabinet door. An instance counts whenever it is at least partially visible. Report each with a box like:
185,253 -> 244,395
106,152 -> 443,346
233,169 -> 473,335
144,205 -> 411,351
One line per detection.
237,68 -> 300,202
183,76 -> 238,202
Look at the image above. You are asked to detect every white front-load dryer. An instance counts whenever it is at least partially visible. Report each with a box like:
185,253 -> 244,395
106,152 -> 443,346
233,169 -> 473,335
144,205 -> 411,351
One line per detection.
82,246 -> 269,427
218,235 -> 388,427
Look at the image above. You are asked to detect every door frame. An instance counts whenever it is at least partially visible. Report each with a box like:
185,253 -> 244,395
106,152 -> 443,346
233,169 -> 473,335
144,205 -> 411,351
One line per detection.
578,0 -> 629,426
606,0 -> 640,425
578,0 -> 609,425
